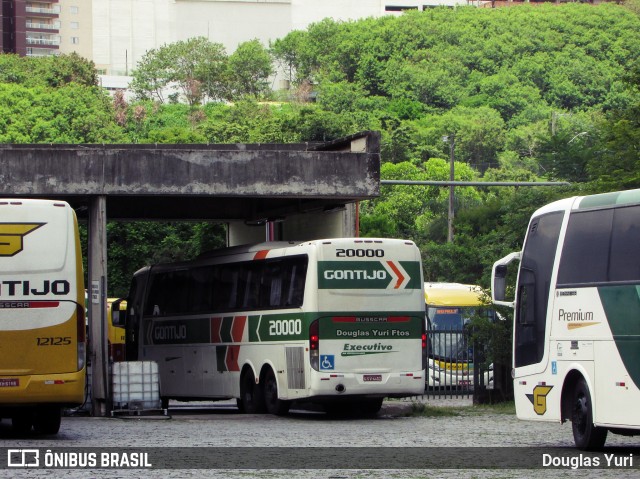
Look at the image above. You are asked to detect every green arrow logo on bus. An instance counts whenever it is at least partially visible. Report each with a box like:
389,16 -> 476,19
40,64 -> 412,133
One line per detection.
317,261 -> 421,290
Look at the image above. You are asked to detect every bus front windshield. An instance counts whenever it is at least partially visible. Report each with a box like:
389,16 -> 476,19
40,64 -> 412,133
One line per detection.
427,306 -> 497,362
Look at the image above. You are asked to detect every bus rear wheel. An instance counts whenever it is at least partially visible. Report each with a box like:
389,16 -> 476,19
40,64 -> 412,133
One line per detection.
360,398 -> 383,416
240,369 -> 265,414
263,368 -> 290,416
33,406 -> 62,435
11,411 -> 33,435
571,377 -> 607,450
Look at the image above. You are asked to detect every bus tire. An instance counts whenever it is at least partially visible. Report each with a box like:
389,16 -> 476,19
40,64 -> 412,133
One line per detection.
33,406 -> 62,435
263,368 -> 290,416
11,411 -> 33,435
360,398 -> 383,416
240,369 -> 265,414
571,377 -> 607,450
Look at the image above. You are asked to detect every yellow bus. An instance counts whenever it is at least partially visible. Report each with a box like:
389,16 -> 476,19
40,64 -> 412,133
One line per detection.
424,283 -> 497,389
107,298 -> 126,362
0,199 -> 85,434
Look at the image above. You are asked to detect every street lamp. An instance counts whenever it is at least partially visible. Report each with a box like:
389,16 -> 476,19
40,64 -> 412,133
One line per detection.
442,135 -> 455,243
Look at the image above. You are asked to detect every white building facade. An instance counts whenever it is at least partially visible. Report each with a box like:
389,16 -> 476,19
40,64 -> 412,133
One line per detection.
87,0 -> 470,76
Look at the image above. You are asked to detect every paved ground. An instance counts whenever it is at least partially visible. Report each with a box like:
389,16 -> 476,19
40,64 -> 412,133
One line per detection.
1,396 -> 638,478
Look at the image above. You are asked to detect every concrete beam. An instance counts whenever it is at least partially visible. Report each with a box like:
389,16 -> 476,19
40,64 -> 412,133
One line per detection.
0,132 -> 380,220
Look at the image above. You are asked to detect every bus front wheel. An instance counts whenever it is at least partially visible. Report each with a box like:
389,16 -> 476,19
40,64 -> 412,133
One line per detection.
240,369 -> 265,414
571,377 -> 607,450
262,368 -> 290,416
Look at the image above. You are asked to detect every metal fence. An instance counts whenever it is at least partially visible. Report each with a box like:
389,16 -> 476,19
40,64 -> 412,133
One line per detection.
423,328 -> 493,399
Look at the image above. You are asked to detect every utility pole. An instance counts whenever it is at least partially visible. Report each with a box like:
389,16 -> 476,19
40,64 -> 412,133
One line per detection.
446,135 -> 455,243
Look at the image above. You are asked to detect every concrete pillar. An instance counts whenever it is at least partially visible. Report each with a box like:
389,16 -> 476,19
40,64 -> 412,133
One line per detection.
88,195 -> 109,417
227,220 -> 267,246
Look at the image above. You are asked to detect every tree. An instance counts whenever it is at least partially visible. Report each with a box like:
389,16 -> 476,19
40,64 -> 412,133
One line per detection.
270,30 -> 306,86
0,52 -> 97,88
130,37 -> 228,105
0,83 -> 122,143
588,60 -> 640,191
226,39 -> 273,100
38,52 -> 98,88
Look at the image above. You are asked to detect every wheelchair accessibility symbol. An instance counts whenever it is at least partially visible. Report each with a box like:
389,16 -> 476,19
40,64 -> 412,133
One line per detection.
320,355 -> 335,370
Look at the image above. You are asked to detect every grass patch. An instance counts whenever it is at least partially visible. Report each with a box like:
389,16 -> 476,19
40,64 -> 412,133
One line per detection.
465,400 -> 516,416
406,402 -> 462,417
404,400 -> 515,417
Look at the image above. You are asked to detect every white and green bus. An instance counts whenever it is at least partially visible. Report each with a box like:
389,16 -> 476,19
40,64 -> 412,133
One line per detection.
492,188 -> 640,449
116,238 -> 426,415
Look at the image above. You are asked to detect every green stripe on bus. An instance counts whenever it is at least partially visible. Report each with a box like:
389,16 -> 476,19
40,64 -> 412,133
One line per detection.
248,311 -> 424,343
598,285 -> 640,389
221,316 -> 234,343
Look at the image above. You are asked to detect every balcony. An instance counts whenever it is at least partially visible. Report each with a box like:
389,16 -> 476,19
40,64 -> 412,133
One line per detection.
26,37 -> 60,46
27,47 -> 60,57
26,6 -> 61,15
26,21 -> 60,31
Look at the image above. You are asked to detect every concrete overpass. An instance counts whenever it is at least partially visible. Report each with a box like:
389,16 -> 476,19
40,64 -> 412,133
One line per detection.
0,131 -> 381,415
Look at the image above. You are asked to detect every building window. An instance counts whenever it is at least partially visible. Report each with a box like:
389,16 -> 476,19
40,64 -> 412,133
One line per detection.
71,37 -> 80,45
70,6 -> 79,14
70,22 -> 79,29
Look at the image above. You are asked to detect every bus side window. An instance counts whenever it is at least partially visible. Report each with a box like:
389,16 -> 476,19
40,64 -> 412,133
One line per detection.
286,260 -> 307,307
610,205 -> 640,282
265,262 -> 283,307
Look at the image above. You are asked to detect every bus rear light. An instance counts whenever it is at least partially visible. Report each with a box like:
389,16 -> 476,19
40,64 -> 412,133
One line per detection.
45,380 -> 66,385
310,319 -> 319,370
422,333 -> 427,369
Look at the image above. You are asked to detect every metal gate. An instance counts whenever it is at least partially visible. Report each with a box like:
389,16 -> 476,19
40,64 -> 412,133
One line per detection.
423,328 -> 493,399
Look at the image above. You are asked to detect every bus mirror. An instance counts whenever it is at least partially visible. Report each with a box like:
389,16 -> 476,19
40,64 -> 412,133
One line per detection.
111,299 -> 126,326
491,252 -> 521,308
493,265 -> 508,302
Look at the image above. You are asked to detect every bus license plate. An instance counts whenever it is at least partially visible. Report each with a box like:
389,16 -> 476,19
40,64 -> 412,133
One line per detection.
363,374 -> 382,382
0,379 -> 18,387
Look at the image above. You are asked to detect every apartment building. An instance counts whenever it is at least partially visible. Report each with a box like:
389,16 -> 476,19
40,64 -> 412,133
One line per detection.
59,0 -> 91,60
0,0 -> 90,57
1,0 -> 61,56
